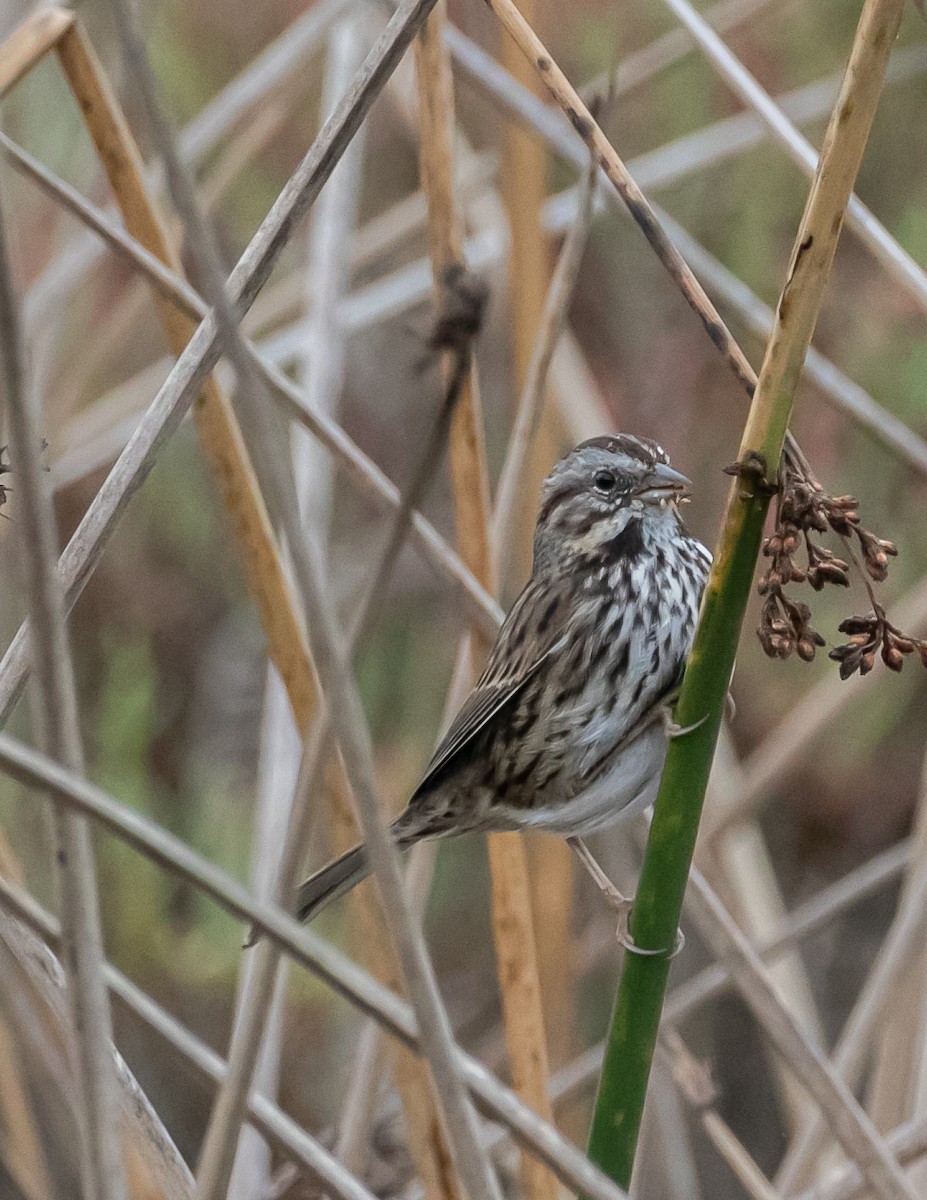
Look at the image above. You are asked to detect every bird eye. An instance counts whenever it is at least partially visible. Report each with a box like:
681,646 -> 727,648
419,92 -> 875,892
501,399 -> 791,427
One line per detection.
593,470 -> 616,494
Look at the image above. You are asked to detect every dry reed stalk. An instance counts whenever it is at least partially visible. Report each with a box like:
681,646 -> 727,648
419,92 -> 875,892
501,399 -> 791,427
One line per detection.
19,0 -> 351,335
0,123 -> 505,637
480,0 -> 756,400
496,0 -> 577,1078
0,917 -> 194,1200
248,18 -> 456,1199
0,872 -> 375,1200
579,0 -> 779,102
353,23 -> 927,483
660,0 -> 927,311
0,169 -> 127,1200
0,7 -> 72,92
98,0 -> 508,1192
0,730 -> 630,1200
50,18 -> 318,738
640,1059 -> 703,1200
698,729 -> 823,1132
773,817 -> 927,1191
414,14 -> 557,1200
867,751 -> 927,1139
661,1031 -> 784,1200
688,872 -> 916,1200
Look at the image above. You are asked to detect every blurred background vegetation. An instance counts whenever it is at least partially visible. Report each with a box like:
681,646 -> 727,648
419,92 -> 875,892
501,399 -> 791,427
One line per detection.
0,0 -> 925,1195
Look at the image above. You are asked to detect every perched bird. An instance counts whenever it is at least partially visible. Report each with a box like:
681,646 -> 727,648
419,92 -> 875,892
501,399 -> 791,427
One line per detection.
296,434 -> 711,923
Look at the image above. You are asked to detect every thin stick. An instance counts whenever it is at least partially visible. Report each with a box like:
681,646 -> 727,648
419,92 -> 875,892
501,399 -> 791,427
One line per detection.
585,0 -> 906,1185
774,815 -> 927,1190
480,0 -> 757,400
491,155 -> 596,574
413,10 -> 517,1198
660,1032 -> 783,1200
0,0 -> 504,729
0,180 -> 127,1199
297,18 -> 466,1199
0,7 -> 72,93
415,12 -> 558,1200
0,876 -> 380,1200
0,730 -> 630,1200
660,0 -> 927,312
443,23 -> 927,476
10,114 -> 922,517
101,2 -> 502,1197
228,18 -> 367,1200
578,0 -> 780,103
686,871 -> 916,1200
53,20 -> 319,739
19,0 -> 351,328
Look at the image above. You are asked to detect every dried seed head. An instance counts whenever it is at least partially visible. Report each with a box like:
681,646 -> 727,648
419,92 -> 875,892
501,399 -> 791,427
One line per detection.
882,643 -> 905,672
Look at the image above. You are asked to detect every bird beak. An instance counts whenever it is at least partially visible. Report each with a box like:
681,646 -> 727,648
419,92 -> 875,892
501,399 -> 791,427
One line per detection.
635,462 -> 693,503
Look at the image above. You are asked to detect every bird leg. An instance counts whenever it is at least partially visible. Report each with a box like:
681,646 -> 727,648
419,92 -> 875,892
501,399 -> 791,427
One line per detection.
567,835 -> 631,915
567,836 -> 685,959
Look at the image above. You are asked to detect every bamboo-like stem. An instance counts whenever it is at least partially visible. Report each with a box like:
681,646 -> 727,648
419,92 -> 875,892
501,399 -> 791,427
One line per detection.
0,184 -> 127,1199
584,0 -> 905,1187
52,18 -> 318,737
518,836 -> 912,1121
0,730 -> 630,1200
415,11 -> 558,1200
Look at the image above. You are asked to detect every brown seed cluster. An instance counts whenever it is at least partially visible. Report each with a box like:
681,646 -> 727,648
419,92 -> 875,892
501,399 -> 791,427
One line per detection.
830,609 -> 927,680
752,459 -> 918,679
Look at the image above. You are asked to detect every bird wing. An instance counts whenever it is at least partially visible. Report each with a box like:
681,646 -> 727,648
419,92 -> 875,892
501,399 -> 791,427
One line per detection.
413,579 -> 568,792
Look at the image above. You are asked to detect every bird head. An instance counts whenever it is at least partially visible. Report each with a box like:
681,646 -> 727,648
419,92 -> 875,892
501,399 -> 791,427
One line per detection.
533,435 -> 692,567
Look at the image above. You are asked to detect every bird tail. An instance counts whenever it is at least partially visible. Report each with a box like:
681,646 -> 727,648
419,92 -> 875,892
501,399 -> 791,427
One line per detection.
296,844 -> 371,923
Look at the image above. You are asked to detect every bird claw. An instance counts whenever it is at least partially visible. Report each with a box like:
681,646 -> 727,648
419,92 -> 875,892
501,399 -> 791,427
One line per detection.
616,911 -> 686,959
567,836 -> 685,958
599,883 -> 686,960
662,705 -> 708,738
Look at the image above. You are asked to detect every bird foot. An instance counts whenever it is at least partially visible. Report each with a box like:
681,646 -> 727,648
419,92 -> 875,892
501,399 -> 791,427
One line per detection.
567,836 -> 685,958
662,704 -> 708,738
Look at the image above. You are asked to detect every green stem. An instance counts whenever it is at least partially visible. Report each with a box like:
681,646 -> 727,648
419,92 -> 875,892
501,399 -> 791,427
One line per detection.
584,0 -> 902,1182
586,482 -> 769,1186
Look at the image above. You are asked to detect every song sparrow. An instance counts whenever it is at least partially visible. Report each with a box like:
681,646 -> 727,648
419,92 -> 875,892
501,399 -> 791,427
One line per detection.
296,434 -> 711,922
